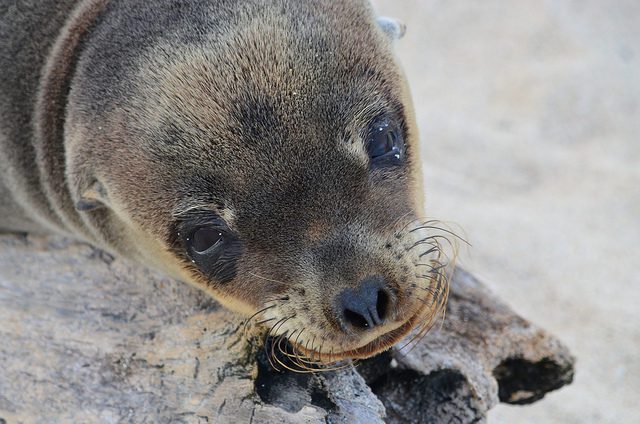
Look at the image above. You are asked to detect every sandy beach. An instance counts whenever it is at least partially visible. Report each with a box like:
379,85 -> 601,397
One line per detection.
375,0 -> 640,422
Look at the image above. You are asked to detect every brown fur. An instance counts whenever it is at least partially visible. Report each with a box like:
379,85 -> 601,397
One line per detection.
0,0 -> 449,363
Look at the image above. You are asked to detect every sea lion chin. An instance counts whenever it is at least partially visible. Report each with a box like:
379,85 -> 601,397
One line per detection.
0,0 -> 450,365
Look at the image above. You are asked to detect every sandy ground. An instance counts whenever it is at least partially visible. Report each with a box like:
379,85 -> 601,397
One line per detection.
375,0 -> 640,422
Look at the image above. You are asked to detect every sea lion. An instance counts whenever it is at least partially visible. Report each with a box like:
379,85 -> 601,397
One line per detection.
0,0 -> 449,364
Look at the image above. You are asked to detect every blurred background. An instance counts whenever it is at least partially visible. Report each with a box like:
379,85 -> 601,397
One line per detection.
375,0 -> 640,422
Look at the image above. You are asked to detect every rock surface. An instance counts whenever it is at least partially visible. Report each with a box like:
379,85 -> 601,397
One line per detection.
0,234 -> 573,423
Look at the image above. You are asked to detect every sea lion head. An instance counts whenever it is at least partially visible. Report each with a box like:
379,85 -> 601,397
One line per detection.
63,0 -> 449,363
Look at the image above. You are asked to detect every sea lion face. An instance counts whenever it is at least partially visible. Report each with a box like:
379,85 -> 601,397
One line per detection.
65,0 -> 447,362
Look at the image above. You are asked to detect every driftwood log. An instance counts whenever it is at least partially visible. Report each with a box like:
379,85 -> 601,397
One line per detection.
0,234 -> 574,423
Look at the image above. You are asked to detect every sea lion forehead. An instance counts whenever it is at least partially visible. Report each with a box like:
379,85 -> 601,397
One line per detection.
128,0 -> 404,137
118,4 -> 409,203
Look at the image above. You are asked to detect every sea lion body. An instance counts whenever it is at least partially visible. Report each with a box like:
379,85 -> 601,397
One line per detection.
0,0 -> 447,361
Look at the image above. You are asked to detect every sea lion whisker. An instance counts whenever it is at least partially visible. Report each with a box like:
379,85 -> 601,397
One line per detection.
412,267 -> 442,276
282,329 -> 299,352
398,216 -> 435,233
287,329 -> 304,364
319,339 -> 326,359
265,314 -> 295,365
417,246 -> 441,259
254,317 -> 277,326
304,338 -> 312,359
390,212 -> 418,237
334,359 -> 358,372
406,237 -> 440,252
394,301 -> 447,359
271,338 -> 303,373
414,261 -> 441,267
405,235 -> 452,253
292,353 -> 320,371
289,329 -> 308,368
311,337 -> 320,363
276,332 -> 290,352
428,262 -> 448,274
266,332 -> 290,372
275,333 -> 301,372
292,328 -> 305,348
244,303 -> 277,331
413,295 -> 436,307
407,219 -> 442,232
410,220 -> 468,243
279,336 -> 304,364
410,223 -> 455,236
267,316 -> 289,338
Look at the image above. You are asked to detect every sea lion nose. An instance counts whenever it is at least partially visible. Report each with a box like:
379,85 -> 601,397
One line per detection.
335,275 -> 392,331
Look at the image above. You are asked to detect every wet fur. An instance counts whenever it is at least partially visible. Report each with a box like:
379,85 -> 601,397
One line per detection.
0,0 -> 448,362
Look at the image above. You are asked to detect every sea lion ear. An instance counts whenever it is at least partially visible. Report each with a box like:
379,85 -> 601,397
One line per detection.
76,180 -> 109,211
377,17 -> 407,40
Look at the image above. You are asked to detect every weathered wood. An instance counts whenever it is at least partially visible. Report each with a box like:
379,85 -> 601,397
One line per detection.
0,234 -> 385,424
358,267 -> 575,423
0,234 -> 573,423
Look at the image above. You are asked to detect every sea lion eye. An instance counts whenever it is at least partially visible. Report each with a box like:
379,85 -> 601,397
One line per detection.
367,122 -> 403,160
177,211 -> 242,284
191,227 -> 223,253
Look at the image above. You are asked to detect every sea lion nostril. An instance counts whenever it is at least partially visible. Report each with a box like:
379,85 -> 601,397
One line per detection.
344,308 -> 371,329
339,289 -> 375,330
376,289 -> 390,322
358,277 -> 388,326
336,275 -> 392,331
